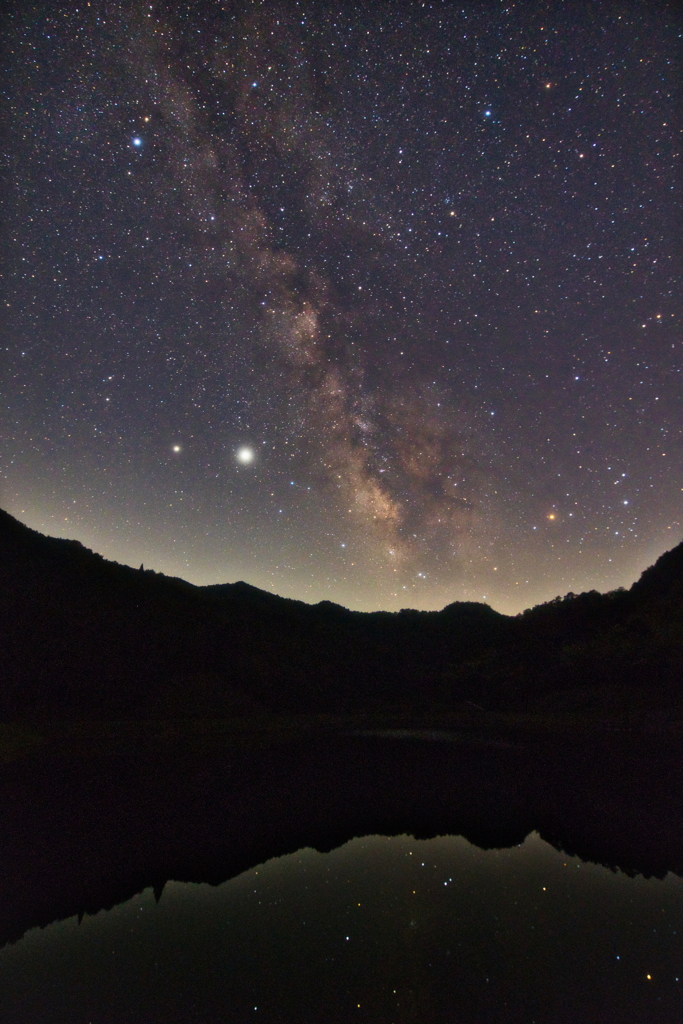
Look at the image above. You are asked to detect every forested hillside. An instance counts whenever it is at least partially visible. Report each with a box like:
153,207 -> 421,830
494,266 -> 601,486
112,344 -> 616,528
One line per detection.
1,509 -> 681,719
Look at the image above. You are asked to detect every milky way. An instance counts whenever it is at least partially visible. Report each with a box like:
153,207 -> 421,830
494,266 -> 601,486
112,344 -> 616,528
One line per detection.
2,1 -> 681,612
128,5 -> 485,566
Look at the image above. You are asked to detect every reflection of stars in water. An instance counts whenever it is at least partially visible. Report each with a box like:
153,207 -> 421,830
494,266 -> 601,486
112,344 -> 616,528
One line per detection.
236,446 -> 255,465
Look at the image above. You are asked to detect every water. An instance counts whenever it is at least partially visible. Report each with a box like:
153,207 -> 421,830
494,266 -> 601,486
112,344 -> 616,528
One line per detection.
1,727 -> 682,1020
2,831 -> 681,1023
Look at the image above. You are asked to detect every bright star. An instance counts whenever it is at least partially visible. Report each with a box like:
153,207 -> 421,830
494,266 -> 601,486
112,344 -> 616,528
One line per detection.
172,445 -> 181,453
484,110 -> 492,117
132,137 -> 143,147
236,446 -> 255,464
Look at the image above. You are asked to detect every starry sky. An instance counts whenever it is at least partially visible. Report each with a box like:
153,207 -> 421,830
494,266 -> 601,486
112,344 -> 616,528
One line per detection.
2,1 -> 681,614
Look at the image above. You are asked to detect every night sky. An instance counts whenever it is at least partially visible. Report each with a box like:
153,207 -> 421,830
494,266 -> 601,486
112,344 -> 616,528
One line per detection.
2,1 -> 681,613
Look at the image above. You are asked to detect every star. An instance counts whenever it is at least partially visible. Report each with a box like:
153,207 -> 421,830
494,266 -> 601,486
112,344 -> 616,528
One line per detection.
236,446 -> 255,464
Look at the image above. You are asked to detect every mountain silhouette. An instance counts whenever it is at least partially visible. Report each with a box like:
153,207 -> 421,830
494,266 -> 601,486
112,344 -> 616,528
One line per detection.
1,508 -> 681,720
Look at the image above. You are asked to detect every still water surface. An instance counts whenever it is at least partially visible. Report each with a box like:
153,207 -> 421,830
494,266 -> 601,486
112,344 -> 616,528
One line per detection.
1,831 -> 681,1023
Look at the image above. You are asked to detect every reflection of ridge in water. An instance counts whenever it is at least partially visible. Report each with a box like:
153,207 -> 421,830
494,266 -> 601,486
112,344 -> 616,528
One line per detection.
1,730 -> 683,954
1,831 -> 682,1023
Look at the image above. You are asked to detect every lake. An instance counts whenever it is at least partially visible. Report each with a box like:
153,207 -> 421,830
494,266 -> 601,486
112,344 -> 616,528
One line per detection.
2,830 -> 682,1022
0,724 -> 682,1021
